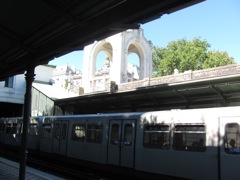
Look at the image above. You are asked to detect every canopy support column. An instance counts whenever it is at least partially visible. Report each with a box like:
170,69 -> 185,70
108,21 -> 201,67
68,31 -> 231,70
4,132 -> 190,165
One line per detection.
19,65 -> 35,180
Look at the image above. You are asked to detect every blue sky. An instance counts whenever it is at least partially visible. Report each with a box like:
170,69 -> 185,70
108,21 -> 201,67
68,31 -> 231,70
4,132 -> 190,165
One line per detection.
49,0 -> 240,71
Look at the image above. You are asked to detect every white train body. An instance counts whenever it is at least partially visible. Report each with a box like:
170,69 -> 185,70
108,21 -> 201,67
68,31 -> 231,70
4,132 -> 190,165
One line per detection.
1,106 -> 240,180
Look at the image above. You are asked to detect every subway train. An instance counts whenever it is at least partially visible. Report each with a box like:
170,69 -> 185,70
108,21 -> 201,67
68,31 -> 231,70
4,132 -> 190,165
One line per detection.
0,106 -> 240,180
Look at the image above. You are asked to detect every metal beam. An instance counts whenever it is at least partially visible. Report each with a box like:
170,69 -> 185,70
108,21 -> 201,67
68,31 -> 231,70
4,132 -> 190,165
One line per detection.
210,84 -> 226,100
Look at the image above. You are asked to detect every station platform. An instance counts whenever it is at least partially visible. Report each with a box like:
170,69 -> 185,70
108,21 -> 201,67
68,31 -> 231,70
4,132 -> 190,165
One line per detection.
0,157 -> 64,180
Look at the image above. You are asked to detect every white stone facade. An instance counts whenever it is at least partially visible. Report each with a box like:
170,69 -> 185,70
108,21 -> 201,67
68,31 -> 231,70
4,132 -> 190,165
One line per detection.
0,65 -> 55,105
82,29 -> 153,93
51,65 -> 82,95
0,74 -> 25,104
35,65 -> 55,83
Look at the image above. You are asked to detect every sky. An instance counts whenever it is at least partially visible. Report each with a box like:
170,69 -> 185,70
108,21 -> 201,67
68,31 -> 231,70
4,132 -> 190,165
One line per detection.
49,0 -> 240,71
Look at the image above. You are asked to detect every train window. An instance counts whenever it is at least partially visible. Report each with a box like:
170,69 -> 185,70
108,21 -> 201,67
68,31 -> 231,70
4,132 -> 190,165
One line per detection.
123,124 -> 133,146
0,122 -> 5,132
6,122 -> 18,134
18,122 -> 23,134
72,124 -> 86,142
54,123 -> 61,138
62,123 -> 67,139
143,124 -> 170,149
224,123 -> 240,154
29,124 -> 38,135
42,124 -> 52,138
173,124 -> 206,152
110,124 -> 119,145
87,124 -> 103,144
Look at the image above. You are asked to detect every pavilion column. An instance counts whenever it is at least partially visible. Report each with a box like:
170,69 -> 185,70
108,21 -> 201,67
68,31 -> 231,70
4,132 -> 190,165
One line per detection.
19,65 -> 35,180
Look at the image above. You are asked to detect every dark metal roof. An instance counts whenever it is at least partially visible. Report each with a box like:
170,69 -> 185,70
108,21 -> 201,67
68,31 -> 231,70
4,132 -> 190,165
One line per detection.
0,0 -> 204,80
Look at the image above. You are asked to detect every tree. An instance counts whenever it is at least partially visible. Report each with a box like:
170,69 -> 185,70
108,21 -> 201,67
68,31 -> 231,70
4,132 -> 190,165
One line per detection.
152,38 -> 235,77
202,50 -> 235,69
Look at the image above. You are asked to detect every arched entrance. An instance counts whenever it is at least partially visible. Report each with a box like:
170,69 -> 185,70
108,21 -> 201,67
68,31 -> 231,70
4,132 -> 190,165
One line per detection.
82,29 -> 152,93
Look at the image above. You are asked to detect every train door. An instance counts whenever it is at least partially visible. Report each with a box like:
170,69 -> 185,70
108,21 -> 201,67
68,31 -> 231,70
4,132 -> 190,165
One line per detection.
27,118 -> 39,150
107,119 -> 136,168
219,117 -> 240,180
0,120 -> 4,142
5,118 -> 22,146
52,120 -> 68,155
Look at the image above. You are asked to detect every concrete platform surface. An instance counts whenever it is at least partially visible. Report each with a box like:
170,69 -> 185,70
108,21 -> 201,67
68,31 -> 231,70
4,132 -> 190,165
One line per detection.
0,157 -> 65,180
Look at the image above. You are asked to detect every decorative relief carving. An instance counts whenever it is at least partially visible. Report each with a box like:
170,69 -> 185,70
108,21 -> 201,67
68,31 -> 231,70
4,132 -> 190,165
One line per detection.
192,65 -> 240,80
118,64 -> 240,92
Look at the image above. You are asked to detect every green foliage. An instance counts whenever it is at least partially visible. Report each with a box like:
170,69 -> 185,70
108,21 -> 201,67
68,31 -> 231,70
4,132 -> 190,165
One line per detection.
152,38 -> 235,77
202,50 -> 235,69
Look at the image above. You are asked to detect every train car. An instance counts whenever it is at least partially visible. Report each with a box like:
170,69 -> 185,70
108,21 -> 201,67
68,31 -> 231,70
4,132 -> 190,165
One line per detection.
37,106 -> 240,180
134,107 -> 240,180
1,106 -> 240,180
39,112 -> 143,167
0,117 -> 22,149
0,116 -> 43,153
70,112 -> 142,166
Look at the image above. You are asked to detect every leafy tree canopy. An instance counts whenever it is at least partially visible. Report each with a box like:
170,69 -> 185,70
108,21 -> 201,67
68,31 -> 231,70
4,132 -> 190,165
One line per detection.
152,38 -> 235,77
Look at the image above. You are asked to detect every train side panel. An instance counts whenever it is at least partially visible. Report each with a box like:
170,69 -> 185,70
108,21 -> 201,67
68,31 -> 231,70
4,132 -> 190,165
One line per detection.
39,117 -> 55,154
66,116 -> 88,160
27,117 -> 42,151
107,113 -> 142,168
219,111 -> 240,180
135,111 -> 174,175
67,115 -> 109,164
0,117 -> 42,153
2,117 -> 22,149
135,109 -> 219,180
2,106 -> 240,180
66,113 -> 142,167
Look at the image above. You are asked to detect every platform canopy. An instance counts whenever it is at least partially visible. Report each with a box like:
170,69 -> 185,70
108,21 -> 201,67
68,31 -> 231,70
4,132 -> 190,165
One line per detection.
0,0 -> 204,80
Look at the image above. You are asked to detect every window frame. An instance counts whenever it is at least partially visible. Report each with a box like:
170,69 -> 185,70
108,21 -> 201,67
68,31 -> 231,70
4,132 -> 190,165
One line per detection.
4,76 -> 14,88
42,123 -> 52,138
224,123 -> 240,154
143,123 -> 170,149
173,123 -> 206,152
28,123 -> 38,136
72,124 -> 86,142
86,124 -> 103,144
6,120 -> 18,134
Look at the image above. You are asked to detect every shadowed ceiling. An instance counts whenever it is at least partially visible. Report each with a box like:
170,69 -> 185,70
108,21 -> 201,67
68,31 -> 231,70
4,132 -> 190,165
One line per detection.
0,0 -> 204,80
